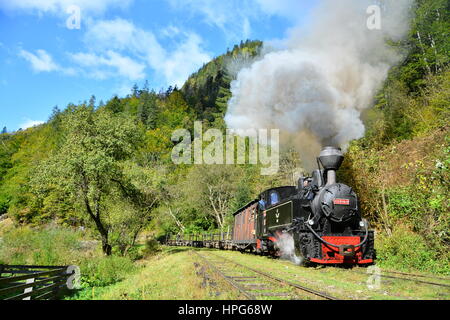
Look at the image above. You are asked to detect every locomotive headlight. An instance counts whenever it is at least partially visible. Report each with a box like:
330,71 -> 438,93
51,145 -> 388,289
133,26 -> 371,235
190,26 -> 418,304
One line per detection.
359,220 -> 365,227
308,219 -> 314,226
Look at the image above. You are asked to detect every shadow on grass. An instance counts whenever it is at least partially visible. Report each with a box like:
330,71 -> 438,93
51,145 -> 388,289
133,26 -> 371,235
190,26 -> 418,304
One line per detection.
162,246 -> 194,255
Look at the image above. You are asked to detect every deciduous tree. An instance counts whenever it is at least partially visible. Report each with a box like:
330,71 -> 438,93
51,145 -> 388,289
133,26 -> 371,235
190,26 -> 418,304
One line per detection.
32,106 -> 143,255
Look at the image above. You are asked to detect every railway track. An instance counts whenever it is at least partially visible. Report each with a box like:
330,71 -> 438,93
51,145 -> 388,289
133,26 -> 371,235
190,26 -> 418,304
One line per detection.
351,269 -> 450,288
382,270 -> 450,282
192,250 -> 339,300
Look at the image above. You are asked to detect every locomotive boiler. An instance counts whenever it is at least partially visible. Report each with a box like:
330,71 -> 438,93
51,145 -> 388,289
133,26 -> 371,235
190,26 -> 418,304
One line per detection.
232,146 -> 375,265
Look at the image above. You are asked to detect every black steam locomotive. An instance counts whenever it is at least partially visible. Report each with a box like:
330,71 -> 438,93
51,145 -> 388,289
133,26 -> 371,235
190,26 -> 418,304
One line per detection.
232,147 -> 375,265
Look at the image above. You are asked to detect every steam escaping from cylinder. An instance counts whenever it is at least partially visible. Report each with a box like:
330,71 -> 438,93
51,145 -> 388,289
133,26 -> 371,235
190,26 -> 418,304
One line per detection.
225,0 -> 413,169
276,232 -> 304,266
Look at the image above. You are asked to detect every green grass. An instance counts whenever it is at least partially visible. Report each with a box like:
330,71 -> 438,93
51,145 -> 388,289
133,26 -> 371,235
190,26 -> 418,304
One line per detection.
80,247 -> 449,300
77,247 -> 239,300
2,226 -> 447,300
202,249 -> 450,300
0,226 -> 86,266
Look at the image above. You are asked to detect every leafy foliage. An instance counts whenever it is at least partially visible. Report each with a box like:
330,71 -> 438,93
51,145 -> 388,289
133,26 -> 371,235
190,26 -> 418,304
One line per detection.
340,0 -> 449,272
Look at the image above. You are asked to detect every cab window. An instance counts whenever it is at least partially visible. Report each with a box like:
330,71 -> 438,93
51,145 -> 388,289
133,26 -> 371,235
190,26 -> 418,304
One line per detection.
270,191 -> 279,205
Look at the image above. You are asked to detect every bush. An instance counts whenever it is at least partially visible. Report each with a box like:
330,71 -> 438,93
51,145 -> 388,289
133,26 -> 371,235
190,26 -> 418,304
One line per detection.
0,226 -> 82,265
124,245 -> 144,261
0,194 -> 9,215
376,226 -> 449,274
80,255 -> 136,287
142,238 -> 162,257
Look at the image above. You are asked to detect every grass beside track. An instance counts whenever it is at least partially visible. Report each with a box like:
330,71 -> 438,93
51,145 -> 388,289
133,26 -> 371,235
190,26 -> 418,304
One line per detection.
204,249 -> 450,300
68,246 -> 450,300
73,247 -> 239,300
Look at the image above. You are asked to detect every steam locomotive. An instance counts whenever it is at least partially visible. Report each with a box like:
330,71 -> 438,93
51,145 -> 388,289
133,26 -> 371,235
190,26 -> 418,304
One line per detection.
232,146 -> 375,265
167,147 -> 375,266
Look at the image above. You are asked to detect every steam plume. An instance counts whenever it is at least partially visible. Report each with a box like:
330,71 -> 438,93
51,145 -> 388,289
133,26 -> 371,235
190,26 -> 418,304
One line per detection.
276,232 -> 303,266
225,0 -> 413,169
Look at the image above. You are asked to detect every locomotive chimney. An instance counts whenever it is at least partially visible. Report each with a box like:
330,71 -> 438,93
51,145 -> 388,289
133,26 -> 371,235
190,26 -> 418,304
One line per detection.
318,146 -> 344,185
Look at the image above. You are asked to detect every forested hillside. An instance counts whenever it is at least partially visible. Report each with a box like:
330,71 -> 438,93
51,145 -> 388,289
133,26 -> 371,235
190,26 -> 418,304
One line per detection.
340,0 -> 449,272
0,0 -> 448,274
0,40 -> 284,255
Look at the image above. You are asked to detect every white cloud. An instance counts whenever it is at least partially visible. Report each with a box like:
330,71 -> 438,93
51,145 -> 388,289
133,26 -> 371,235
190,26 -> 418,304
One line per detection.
18,119 -> 44,130
0,0 -> 133,16
19,18 -> 193,84
82,18 -> 211,86
161,33 -> 212,86
19,49 -> 59,72
70,50 -> 146,81
255,0 -> 310,20
84,18 -> 166,64
166,0 -> 256,42
9,4 -> 216,87
19,49 -> 76,75
161,25 -> 182,38
165,0 -> 313,42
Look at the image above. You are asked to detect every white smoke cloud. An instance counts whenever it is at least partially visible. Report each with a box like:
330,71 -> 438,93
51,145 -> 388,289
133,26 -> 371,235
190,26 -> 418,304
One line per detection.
225,0 -> 413,169
276,232 -> 303,266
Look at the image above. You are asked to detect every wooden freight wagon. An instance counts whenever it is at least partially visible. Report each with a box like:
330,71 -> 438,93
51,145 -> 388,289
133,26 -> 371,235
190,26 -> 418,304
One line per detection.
232,200 -> 258,251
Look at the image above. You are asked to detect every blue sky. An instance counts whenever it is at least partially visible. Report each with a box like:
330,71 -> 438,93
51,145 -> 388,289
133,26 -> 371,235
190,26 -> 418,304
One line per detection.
0,0 -> 318,131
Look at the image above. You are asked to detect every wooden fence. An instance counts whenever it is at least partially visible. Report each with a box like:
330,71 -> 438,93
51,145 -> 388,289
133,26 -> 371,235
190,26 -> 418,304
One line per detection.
0,265 -> 76,300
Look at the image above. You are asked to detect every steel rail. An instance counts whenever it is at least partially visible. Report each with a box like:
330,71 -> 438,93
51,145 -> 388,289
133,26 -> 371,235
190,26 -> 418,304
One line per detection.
351,270 -> 450,288
191,250 -> 256,300
382,270 -> 450,282
206,251 -> 339,300
378,273 -> 450,288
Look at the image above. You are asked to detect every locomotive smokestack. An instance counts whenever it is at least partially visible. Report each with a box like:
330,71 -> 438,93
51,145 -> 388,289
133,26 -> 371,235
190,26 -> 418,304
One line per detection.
319,146 -> 344,185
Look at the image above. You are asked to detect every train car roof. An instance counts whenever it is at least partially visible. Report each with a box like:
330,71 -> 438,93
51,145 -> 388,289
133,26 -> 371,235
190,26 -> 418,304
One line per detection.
260,186 -> 295,192
232,199 -> 258,216
258,186 -> 296,196
232,186 -> 296,216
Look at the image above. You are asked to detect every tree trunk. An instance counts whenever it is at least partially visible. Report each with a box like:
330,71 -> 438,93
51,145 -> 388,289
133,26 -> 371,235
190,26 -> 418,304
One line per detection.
208,186 -> 224,229
416,30 -> 432,75
381,187 -> 392,237
96,221 -> 111,256
167,206 -> 185,231
428,33 -> 440,73
102,241 -> 112,256
83,194 -> 112,256
124,226 -> 143,256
